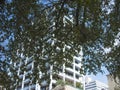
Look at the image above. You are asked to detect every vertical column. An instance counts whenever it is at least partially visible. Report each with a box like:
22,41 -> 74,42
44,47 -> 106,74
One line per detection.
63,63 -> 65,82
21,71 -> 26,90
49,65 -> 53,90
36,83 -> 41,90
73,57 -> 76,87
28,84 -> 31,90
83,75 -> 85,90
39,72 -> 42,90
21,57 -> 28,90
17,59 -> 22,76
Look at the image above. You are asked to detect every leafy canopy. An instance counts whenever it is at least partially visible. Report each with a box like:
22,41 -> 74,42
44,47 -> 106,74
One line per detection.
0,0 -> 120,89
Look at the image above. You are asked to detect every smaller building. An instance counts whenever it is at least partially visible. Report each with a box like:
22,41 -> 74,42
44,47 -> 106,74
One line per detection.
85,80 -> 108,90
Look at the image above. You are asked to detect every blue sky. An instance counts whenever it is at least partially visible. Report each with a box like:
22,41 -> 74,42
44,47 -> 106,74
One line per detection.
89,73 -> 108,84
89,68 -> 109,84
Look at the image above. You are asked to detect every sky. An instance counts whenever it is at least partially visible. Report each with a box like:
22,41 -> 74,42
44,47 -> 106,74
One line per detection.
89,73 -> 108,84
88,67 -> 109,84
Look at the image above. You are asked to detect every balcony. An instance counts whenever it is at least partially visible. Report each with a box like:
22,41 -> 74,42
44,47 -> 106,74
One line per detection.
75,63 -> 82,68
58,72 -> 74,81
65,68 -> 74,73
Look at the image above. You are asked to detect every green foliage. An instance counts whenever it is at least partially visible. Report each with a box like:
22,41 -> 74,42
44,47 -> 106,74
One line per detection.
56,80 -> 73,86
56,80 -> 65,86
0,0 -> 120,89
56,80 -> 83,90
76,82 -> 83,90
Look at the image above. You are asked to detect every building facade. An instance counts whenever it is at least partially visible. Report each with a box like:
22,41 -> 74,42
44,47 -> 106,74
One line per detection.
85,80 -> 108,90
16,55 -> 83,90
14,15 -> 84,90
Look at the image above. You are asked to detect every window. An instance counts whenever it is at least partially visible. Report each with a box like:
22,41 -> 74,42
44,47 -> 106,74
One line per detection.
41,86 -> 47,90
65,70 -> 73,77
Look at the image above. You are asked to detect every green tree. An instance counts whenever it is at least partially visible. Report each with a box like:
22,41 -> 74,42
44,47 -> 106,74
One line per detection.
0,0 -> 120,89
0,1 -> 17,89
104,0 -> 120,79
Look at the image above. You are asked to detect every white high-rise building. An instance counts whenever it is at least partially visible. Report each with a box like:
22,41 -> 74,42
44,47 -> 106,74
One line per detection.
50,55 -> 83,89
15,16 -> 84,90
16,55 -> 83,90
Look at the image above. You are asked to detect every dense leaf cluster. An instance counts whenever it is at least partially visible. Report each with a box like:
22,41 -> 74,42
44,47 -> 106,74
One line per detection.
0,0 -> 120,89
